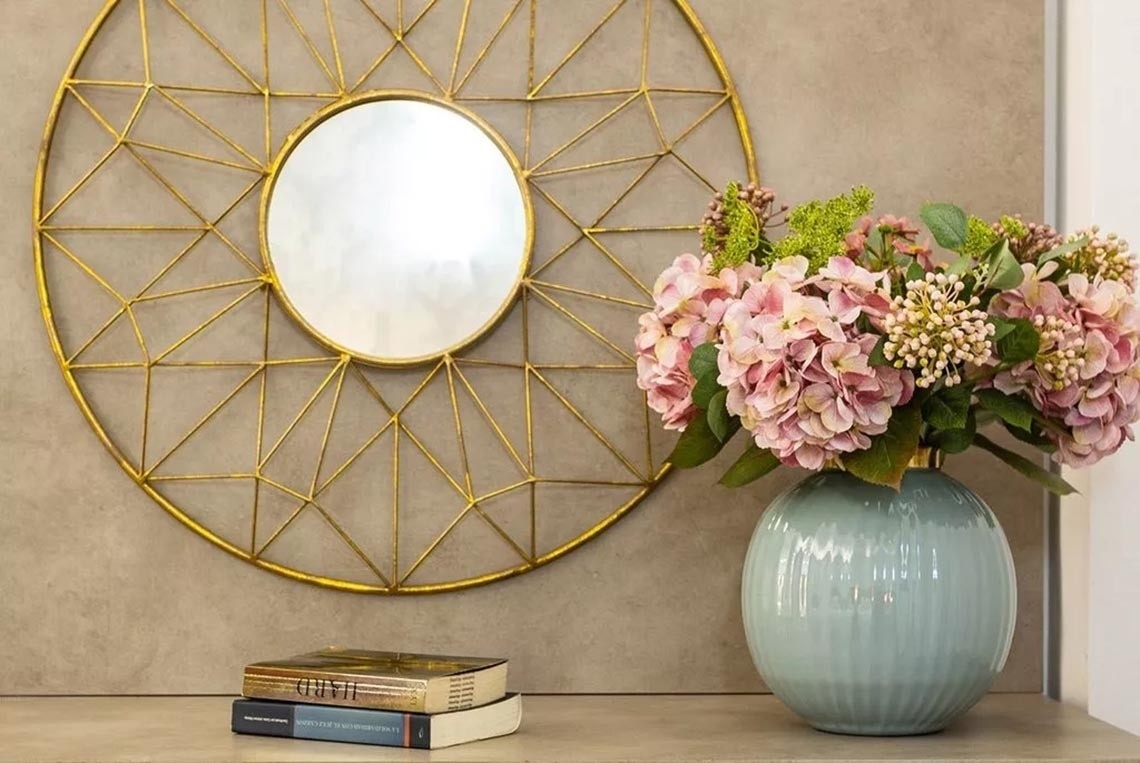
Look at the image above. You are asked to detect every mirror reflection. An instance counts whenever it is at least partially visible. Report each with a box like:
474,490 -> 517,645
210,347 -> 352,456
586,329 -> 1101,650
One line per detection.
265,98 -> 530,362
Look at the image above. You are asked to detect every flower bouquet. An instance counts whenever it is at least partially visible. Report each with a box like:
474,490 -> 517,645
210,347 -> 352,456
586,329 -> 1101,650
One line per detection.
636,182 -> 1140,492
635,182 -> 1140,734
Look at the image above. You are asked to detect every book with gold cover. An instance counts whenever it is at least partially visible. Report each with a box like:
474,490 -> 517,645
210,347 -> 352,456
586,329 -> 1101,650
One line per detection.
242,648 -> 508,714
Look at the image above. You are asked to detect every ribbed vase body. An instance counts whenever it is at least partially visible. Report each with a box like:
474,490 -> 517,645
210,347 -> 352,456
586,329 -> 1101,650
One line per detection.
741,468 -> 1016,735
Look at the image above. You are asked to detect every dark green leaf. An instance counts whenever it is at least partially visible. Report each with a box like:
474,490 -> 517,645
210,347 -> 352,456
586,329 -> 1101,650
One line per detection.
1002,421 -> 1059,453
922,382 -> 973,431
688,342 -> 719,380
974,434 -> 1078,496
905,260 -> 926,283
719,444 -> 781,487
975,388 -> 1035,431
931,410 -> 977,454
868,335 -> 890,366
1031,412 -> 1068,436
984,240 -> 1024,291
840,403 -> 922,489
707,390 -> 732,442
1038,236 -> 1088,267
667,414 -> 725,468
994,318 -> 1040,364
690,372 -> 720,409
921,202 -> 969,251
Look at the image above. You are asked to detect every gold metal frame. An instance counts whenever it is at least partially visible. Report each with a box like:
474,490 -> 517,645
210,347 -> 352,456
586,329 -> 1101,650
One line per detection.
33,0 -> 757,594
261,89 -> 536,366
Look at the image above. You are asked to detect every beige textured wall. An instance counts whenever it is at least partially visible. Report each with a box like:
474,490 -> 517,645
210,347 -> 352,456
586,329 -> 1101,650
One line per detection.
0,0 -> 1045,694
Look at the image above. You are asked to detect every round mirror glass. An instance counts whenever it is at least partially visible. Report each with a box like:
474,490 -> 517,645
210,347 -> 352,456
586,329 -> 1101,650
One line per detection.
264,96 -> 531,364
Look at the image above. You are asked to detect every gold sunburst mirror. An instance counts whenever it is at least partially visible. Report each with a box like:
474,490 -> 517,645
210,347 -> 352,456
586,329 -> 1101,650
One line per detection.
34,0 -> 755,593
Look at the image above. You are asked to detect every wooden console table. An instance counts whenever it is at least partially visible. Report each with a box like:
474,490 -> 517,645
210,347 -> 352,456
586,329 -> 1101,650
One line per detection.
1,694 -> 1138,762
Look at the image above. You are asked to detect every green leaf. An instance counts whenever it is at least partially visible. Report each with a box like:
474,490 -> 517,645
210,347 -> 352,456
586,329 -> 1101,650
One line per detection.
947,254 -> 974,276
921,202 -> 969,251
865,227 -> 886,257
975,388 -> 1035,431
868,335 -> 890,366
994,318 -> 1040,364
753,232 -> 774,261
989,315 -> 1017,341
688,342 -> 719,380
1038,236 -> 1088,267
984,240 -> 1024,291
974,408 -> 999,427
1002,421 -> 1059,453
931,410 -> 977,454
707,390 -> 732,442
719,444 -> 782,487
840,403 -> 922,489
1030,411 -> 1068,436
667,414 -> 726,468
974,434 -> 1078,496
905,260 -> 926,283
691,372 -> 720,409
922,383 -> 973,431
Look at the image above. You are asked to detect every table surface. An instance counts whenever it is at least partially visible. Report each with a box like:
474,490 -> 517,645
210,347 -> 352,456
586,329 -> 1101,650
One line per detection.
0,694 -> 1138,762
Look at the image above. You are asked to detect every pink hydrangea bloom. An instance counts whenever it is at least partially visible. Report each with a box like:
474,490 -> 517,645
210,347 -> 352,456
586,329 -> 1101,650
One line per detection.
716,256 -> 915,469
817,256 -> 894,325
635,254 -> 759,431
990,264 -> 1140,466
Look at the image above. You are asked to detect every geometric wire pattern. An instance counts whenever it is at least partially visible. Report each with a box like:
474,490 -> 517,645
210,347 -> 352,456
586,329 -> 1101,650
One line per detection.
33,0 -> 756,593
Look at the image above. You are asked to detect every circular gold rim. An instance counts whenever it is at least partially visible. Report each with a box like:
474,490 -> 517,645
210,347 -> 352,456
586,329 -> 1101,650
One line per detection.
33,0 -> 756,594
259,90 -> 536,367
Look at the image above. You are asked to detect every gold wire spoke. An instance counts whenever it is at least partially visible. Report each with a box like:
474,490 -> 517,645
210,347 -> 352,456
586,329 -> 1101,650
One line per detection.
323,0 -> 347,93
451,0 -> 525,97
354,0 -> 446,94
527,367 -> 645,481
276,0 -> 341,93
449,364 -> 530,476
34,0 -> 755,593
48,176 -> 269,356
526,283 -> 636,364
528,0 -> 629,98
162,0 -> 265,92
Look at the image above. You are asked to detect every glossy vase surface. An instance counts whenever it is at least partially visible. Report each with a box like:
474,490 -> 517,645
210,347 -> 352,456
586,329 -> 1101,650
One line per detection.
741,468 -> 1016,736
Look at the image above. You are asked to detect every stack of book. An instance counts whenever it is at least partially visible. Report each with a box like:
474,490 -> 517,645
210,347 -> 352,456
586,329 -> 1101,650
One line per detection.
231,648 -> 521,750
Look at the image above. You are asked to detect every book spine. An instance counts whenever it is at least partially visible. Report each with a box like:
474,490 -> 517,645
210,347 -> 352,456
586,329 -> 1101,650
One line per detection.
231,699 -> 431,749
242,672 -> 427,711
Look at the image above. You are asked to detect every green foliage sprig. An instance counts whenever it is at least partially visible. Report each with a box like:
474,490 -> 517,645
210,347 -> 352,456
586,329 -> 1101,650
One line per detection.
768,185 -> 874,272
962,215 -> 1000,258
705,181 -> 761,272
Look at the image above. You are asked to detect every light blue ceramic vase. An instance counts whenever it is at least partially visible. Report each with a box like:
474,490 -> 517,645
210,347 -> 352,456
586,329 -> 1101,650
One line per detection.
741,465 -> 1016,736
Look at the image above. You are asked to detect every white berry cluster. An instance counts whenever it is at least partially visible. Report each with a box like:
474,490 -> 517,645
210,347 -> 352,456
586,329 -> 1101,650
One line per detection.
1070,227 -> 1138,289
1033,314 -> 1085,390
882,272 -> 995,388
